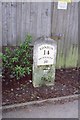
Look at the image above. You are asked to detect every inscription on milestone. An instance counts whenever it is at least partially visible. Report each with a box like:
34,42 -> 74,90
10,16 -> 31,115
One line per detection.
37,44 -> 55,65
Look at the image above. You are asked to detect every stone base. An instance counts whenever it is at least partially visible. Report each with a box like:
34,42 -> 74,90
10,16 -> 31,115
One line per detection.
33,65 -> 56,87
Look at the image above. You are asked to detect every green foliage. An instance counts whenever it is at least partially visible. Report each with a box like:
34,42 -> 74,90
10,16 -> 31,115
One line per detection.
0,52 -> 2,67
2,35 -> 32,80
0,52 -> 2,58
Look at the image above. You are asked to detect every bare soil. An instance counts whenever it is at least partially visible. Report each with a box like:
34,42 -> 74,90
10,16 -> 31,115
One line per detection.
2,68 -> 79,106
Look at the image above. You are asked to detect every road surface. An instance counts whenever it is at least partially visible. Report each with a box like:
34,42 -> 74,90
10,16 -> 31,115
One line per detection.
2,100 -> 78,118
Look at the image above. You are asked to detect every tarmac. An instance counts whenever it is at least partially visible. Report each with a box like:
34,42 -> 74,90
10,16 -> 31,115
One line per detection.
2,94 -> 79,118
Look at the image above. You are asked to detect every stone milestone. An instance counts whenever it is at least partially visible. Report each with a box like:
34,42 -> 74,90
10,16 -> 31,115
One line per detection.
33,36 -> 57,87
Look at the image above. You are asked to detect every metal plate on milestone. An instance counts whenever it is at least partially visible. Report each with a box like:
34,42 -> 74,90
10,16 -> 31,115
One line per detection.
37,44 -> 56,66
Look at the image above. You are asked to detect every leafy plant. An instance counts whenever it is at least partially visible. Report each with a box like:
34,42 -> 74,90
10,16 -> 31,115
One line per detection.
2,35 -> 32,80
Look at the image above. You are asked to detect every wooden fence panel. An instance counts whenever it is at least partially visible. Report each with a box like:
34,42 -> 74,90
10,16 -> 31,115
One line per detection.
78,2 -> 80,67
1,2 -> 78,68
52,2 -> 78,68
11,3 -> 17,46
6,3 -> 12,45
2,3 -> 7,46
2,2 -> 52,46
0,2 -> 2,48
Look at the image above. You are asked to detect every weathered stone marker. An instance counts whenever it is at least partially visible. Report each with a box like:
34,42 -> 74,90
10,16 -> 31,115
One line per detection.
33,37 -> 57,87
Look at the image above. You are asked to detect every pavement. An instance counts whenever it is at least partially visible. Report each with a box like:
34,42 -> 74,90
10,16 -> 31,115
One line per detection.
0,110 -> 2,120
2,95 -> 79,118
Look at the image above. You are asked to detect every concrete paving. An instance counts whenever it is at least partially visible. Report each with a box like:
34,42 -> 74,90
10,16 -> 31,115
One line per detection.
0,110 -> 2,120
2,100 -> 78,118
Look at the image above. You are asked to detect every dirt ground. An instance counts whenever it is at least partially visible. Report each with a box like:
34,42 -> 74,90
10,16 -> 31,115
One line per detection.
2,67 -> 79,106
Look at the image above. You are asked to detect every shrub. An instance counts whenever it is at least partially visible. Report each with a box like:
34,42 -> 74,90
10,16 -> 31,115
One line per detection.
2,35 -> 32,80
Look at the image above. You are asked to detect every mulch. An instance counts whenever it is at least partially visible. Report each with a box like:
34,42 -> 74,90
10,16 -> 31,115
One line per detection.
2,67 -> 79,106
